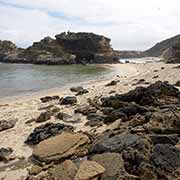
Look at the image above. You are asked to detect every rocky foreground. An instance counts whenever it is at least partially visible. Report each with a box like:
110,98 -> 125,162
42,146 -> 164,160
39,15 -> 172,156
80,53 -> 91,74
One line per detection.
0,32 -> 120,65
0,62 -> 180,180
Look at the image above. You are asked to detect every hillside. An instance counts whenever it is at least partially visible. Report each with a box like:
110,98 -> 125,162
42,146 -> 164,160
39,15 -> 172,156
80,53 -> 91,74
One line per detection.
143,34 -> 180,63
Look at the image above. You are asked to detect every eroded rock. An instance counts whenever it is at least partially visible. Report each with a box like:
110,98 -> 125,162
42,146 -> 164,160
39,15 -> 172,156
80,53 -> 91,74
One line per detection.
25,123 -> 74,145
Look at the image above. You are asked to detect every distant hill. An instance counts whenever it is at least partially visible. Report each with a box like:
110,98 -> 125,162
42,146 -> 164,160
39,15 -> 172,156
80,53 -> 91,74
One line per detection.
143,34 -> 180,63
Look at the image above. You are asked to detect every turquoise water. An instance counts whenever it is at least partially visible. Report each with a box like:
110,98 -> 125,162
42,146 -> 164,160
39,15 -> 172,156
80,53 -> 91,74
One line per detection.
0,63 -> 110,98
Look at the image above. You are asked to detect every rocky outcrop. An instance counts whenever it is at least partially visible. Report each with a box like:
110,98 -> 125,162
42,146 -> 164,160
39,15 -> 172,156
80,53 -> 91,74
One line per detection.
0,40 -> 24,63
55,32 -> 119,64
0,32 -> 120,64
25,81 -> 180,180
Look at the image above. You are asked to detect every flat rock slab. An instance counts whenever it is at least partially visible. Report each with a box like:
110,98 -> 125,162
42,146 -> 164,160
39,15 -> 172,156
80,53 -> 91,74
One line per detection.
74,160 -> 105,180
33,132 -> 90,163
91,153 -> 128,179
49,160 -> 78,180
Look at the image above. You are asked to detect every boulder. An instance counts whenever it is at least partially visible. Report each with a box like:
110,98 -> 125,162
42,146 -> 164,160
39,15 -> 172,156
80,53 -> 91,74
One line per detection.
74,160 -> 105,180
76,89 -> 89,96
149,134 -> 179,145
75,105 -> 97,115
0,147 -> 13,162
32,132 -> 90,163
60,96 -> 77,105
25,123 -> 74,145
175,80 -> 180,87
36,111 -> 52,123
28,165 -> 42,176
91,153 -> 129,179
0,120 -> 16,132
85,113 -> 105,127
105,80 -> 119,86
56,112 -> 72,121
90,132 -> 151,155
70,86 -> 84,92
49,160 -> 78,180
151,144 -> 180,172
40,96 -> 59,103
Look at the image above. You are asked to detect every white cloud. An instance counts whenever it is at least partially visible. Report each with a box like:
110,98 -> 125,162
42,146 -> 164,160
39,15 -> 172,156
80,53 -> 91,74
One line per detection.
1,0 -> 180,50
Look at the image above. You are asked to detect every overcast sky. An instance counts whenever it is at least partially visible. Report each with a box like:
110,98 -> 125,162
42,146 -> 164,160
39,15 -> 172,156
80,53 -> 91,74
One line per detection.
1,0 -> 180,50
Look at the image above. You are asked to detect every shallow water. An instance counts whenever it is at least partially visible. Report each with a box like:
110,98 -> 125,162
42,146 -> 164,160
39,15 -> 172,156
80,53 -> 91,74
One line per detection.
0,63 -> 110,98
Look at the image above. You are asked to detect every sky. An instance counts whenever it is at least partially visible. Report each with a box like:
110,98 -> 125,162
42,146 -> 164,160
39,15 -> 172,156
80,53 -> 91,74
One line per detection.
1,0 -> 180,50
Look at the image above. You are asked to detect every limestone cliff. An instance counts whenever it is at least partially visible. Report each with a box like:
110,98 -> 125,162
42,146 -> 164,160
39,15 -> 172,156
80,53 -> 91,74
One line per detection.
0,32 -> 120,65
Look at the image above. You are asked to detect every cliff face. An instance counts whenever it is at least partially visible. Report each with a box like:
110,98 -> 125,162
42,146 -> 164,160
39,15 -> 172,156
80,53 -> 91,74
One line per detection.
20,37 -> 76,65
55,32 -> 119,63
0,32 -> 120,65
0,40 -> 23,63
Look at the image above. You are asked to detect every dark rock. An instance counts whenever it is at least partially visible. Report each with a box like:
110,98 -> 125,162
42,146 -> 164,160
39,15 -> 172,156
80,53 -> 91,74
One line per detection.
104,110 -> 128,123
105,80 -> 119,86
138,162 -> 157,180
104,104 -> 148,123
25,123 -> 74,145
145,110 -> 180,130
85,113 -> 105,127
75,105 -> 97,115
151,144 -> 180,172
103,81 -> 180,106
70,86 -> 84,92
122,149 -> 147,176
101,107 -> 114,115
75,89 -> 89,96
40,96 -> 59,103
101,97 -> 129,109
56,112 -> 72,120
152,75 -> 159,79
36,111 -> 52,123
128,114 -> 149,127
175,80 -> 180,87
87,113 -> 105,122
136,79 -> 145,84
90,132 -> 151,155
0,120 -> 16,132
0,147 -> 13,162
149,134 -> 179,145
60,96 -> 77,105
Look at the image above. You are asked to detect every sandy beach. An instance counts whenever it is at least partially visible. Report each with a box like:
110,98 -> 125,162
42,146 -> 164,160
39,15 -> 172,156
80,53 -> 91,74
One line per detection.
0,61 -> 180,179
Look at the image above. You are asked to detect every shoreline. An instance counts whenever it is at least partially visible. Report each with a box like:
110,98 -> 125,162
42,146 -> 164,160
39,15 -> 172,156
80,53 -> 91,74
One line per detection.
0,61 -> 180,179
0,63 -> 139,104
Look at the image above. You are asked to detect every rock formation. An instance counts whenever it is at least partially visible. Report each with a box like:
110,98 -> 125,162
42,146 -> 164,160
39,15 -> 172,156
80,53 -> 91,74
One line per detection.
55,32 -> 119,63
0,32 -> 120,64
